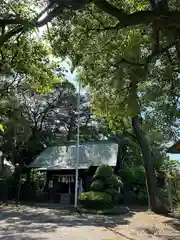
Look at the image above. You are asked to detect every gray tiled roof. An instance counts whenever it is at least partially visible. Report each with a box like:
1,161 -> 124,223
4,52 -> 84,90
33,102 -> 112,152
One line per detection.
28,141 -> 118,170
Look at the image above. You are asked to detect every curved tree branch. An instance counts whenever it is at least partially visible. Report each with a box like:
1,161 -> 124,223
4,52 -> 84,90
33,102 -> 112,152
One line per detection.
0,0 -> 86,46
94,0 -> 180,29
1,0 -> 180,48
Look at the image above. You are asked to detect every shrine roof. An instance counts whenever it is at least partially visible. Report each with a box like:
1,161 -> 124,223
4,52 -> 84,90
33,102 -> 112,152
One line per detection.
28,140 -> 118,170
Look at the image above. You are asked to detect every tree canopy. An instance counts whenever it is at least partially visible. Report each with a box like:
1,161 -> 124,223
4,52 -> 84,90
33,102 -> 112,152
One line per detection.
0,0 -> 179,213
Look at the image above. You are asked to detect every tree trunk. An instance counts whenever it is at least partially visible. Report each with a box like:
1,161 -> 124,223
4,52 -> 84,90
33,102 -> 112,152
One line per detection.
115,144 -> 126,173
0,151 -> 4,177
132,115 -> 168,214
115,144 -> 122,173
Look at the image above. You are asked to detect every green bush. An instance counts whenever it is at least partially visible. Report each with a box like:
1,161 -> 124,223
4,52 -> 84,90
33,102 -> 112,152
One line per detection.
104,188 -> 119,196
120,164 -> 146,188
106,175 -> 121,189
136,189 -> 148,205
93,164 -> 113,180
91,179 -> 104,191
79,191 -> 112,209
81,164 -> 123,209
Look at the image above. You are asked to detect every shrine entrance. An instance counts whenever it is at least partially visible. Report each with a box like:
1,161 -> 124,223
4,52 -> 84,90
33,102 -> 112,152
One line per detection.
50,174 -> 75,192
48,174 -> 84,205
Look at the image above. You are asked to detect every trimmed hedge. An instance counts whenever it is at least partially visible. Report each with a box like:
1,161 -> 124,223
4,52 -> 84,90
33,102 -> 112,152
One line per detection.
106,175 -> 121,190
104,188 -> 119,196
93,164 -> 113,180
79,191 -> 112,209
91,179 -> 104,191
80,164 -> 123,209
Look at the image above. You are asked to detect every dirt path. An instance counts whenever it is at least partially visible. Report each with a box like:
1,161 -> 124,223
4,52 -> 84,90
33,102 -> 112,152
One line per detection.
0,205 -> 179,240
103,211 -> 180,240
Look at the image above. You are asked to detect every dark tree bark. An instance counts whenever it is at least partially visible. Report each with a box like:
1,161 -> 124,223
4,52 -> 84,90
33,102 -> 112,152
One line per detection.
115,143 -> 126,173
115,144 -> 122,173
132,115 -> 168,214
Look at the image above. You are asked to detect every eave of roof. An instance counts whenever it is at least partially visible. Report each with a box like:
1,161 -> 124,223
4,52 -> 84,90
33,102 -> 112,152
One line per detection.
166,140 -> 180,154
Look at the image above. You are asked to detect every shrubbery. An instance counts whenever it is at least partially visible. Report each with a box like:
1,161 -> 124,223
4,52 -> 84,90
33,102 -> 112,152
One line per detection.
91,179 -> 104,191
79,191 -> 112,209
79,164 -> 122,209
93,164 -> 113,179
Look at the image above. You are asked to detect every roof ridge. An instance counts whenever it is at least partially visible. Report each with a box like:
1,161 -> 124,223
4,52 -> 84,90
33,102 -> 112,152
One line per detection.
48,139 -> 118,147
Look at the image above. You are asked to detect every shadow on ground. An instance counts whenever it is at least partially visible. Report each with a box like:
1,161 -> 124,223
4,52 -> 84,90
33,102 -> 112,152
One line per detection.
165,219 -> 180,231
162,218 -> 180,240
142,216 -> 180,240
0,204 -> 133,240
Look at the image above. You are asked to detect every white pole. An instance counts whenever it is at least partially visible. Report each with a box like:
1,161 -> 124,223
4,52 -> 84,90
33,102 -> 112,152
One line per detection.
74,80 -> 80,208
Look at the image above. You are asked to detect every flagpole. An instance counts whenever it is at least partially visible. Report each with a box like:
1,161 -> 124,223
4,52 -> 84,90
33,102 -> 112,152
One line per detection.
74,80 -> 80,208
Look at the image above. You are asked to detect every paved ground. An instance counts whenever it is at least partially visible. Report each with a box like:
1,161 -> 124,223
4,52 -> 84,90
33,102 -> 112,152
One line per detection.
0,204 -> 180,240
0,205 -> 120,240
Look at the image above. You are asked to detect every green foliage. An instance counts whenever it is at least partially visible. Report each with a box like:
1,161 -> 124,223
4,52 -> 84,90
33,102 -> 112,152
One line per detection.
119,163 -> 148,205
160,159 -> 180,203
0,124 -> 4,132
136,188 -> 148,205
78,191 -> 112,209
0,0 -> 179,210
47,0 -> 179,142
80,164 -> 121,209
104,188 -> 119,196
93,164 -> 113,180
120,164 -> 146,187
30,169 -> 43,183
106,175 -> 121,190
90,179 -> 104,191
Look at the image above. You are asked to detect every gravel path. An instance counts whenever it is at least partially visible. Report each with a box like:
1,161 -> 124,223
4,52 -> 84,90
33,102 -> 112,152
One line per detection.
0,205 -> 119,240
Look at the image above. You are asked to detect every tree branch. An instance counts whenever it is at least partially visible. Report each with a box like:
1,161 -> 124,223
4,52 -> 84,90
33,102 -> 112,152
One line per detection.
146,40 -> 178,63
0,5 -> 64,46
94,0 -> 180,29
87,22 -> 121,32
0,18 -> 30,26
0,1 -> 86,46
116,58 -> 145,67
93,0 -> 126,21
1,0 -> 180,47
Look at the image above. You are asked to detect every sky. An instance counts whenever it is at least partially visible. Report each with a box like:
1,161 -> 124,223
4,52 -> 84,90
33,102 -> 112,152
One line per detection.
168,153 -> 180,161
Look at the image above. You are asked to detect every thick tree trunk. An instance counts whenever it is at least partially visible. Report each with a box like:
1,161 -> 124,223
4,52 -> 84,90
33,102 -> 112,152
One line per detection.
132,115 -> 168,214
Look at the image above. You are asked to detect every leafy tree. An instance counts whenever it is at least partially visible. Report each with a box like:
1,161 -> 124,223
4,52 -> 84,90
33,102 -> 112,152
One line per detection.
0,32 -> 64,167
0,78 -> 106,167
1,0 -> 180,48
0,0 -> 179,213
43,1 -> 180,214
159,159 -> 180,205
17,81 -> 103,165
